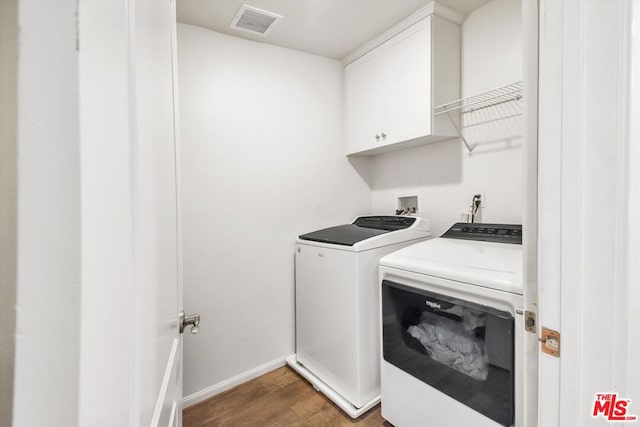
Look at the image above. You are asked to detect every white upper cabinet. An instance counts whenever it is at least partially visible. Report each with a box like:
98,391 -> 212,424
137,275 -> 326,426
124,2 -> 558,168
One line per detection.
344,3 -> 461,156
381,18 -> 432,147
345,49 -> 382,155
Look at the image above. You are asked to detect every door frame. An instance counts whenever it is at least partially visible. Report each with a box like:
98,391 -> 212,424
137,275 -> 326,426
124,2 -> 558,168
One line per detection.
521,1 -> 539,427
537,1 -> 639,425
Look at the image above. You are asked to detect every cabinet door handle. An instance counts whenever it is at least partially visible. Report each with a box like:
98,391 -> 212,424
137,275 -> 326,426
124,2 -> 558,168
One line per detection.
375,134 -> 381,141
381,133 -> 387,140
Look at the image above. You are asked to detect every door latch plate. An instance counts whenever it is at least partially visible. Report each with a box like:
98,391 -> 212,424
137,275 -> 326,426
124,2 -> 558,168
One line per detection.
541,327 -> 560,357
524,310 -> 536,333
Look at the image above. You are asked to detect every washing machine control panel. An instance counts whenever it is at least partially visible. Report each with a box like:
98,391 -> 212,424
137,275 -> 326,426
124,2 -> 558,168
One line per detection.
353,216 -> 416,231
442,223 -> 522,244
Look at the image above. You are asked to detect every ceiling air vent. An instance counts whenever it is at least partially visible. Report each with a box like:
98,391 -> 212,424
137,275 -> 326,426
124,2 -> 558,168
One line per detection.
230,4 -> 283,37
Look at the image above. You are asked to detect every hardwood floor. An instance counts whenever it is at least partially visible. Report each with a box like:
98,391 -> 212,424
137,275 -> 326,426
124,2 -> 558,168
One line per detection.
183,366 -> 391,426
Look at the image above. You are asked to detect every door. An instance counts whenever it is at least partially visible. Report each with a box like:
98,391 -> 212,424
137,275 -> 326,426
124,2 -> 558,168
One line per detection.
75,0 -> 188,425
345,49 -> 382,155
380,17 -> 432,146
11,0 -> 188,425
134,0 -> 185,424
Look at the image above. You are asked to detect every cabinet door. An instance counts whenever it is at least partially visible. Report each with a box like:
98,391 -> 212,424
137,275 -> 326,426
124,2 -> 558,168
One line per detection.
381,17 -> 432,146
345,49 -> 382,155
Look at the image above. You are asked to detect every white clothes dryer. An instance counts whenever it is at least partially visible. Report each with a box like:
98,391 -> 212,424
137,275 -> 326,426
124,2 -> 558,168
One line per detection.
287,215 -> 431,418
379,223 -> 523,427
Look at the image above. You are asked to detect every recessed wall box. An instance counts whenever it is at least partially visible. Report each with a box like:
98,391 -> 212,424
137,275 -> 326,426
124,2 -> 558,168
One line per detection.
398,196 -> 418,215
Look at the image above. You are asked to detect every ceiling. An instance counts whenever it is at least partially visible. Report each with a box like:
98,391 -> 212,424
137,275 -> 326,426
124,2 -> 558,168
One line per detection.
176,0 -> 493,60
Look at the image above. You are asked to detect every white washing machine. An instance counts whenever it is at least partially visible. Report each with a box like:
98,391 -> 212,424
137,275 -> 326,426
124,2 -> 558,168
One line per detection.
379,223 -> 523,427
287,215 -> 431,418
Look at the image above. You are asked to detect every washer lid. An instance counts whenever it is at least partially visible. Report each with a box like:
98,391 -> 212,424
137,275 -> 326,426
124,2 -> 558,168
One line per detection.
380,238 -> 523,295
298,216 -> 417,247
298,224 -> 389,246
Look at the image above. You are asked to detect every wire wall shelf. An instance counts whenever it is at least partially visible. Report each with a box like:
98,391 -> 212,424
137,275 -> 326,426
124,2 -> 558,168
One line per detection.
434,81 -> 523,154
434,81 -> 523,116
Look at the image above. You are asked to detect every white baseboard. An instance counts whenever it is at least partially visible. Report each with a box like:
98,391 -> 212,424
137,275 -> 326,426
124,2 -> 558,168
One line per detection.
182,354 -> 292,408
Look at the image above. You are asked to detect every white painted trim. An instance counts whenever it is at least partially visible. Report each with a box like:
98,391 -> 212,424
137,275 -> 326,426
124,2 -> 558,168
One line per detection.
168,0 -> 185,422
77,1 -> 137,424
168,400 -> 177,427
521,1 -> 539,427
127,1 -> 141,424
537,1 -> 563,425
13,2 -> 81,425
151,337 -> 180,426
341,1 -> 463,66
432,2 -> 465,25
611,0 -> 633,396
169,0 -> 183,334
286,355 -> 380,419
182,355 -> 290,408
0,0 -> 17,424
557,1 -> 585,423
626,0 -> 640,402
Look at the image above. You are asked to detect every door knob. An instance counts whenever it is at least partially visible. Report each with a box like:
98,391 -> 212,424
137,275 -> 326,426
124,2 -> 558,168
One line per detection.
179,311 -> 200,334
375,134 -> 381,141
381,132 -> 387,140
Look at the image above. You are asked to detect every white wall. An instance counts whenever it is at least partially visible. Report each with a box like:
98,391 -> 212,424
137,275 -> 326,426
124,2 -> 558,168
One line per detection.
177,23 -> 372,399
11,1 -> 81,426
371,0 -> 523,236
0,0 -> 17,425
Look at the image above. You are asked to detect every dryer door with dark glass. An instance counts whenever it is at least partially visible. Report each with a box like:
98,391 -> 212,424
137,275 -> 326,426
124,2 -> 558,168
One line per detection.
381,280 -> 515,427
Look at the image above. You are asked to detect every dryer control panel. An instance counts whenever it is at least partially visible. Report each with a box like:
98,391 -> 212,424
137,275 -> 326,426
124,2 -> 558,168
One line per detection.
442,223 -> 522,244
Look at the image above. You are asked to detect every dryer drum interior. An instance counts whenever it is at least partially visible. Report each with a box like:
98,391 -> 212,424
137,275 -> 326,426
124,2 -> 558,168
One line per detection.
382,280 -> 515,427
